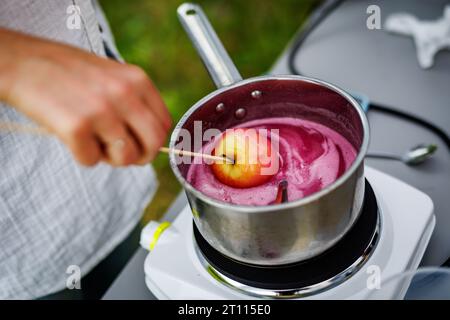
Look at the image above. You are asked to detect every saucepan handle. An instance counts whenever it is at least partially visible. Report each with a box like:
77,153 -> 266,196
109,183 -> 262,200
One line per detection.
177,3 -> 243,88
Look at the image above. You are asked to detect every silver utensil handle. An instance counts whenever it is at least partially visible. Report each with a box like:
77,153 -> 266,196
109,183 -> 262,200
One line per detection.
177,3 -> 242,88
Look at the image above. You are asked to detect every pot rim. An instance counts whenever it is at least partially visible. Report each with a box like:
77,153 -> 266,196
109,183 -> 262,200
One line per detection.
169,75 -> 370,213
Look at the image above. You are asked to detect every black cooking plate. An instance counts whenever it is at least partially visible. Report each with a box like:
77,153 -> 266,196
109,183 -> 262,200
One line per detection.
193,180 -> 379,290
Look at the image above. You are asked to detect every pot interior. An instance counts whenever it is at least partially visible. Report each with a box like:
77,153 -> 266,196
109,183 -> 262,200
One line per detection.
173,77 -> 365,179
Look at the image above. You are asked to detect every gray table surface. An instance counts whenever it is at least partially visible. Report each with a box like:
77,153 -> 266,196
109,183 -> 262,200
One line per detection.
103,0 -> 450,299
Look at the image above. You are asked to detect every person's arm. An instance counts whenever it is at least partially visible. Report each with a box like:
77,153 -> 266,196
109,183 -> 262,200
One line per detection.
0,28 -> 172,166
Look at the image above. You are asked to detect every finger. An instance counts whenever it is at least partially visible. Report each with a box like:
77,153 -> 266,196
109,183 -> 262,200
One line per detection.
69,135 -> 102,166
118,97 -> 168,164
123,67 -> 172,130
93,112 -> 141,166
59,119 -> 102,166
140,80 -> 172,131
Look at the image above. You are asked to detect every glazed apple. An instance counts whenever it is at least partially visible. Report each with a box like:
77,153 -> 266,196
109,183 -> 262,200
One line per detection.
210,128 -> 277,188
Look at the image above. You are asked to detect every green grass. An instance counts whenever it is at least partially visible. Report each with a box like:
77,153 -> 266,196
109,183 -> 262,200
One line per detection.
100,0 -> 318,223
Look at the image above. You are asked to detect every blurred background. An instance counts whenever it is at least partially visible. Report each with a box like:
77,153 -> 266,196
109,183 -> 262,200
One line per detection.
100,0 -> 319,223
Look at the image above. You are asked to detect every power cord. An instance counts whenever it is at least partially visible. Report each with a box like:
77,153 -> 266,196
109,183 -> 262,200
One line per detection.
370,103 -> 450,149
287,0 -> 450,269
287,0 -> 450,150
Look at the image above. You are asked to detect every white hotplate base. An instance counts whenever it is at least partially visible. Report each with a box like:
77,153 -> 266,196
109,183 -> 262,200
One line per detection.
143,166 -> 435,299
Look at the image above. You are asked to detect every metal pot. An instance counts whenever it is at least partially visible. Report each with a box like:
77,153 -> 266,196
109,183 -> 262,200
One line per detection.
169,3 -> 370,266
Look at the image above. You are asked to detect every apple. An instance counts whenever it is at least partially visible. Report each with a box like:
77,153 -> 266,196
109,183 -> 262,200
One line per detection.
210,128 -> 277,188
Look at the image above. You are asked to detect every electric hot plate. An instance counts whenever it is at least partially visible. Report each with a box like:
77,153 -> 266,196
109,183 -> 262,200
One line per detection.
193,180 -> 380,298
142,167 -> 435,299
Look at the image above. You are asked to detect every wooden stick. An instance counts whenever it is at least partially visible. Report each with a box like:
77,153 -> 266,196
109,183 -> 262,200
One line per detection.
159,147 -> 234,164
0,121 -> 49,135
0,121 -> 233,164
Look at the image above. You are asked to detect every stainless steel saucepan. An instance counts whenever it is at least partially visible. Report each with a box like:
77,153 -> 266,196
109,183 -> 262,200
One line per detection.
169,3 -> 370,266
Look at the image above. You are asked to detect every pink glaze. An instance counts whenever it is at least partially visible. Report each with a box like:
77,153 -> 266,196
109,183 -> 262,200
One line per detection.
186,117 -> 357,206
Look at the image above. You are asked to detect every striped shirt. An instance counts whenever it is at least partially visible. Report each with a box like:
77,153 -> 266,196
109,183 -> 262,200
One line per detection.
0,0 -> 157,299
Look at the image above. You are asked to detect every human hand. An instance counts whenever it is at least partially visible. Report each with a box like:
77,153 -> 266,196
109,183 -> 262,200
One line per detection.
0,28 -> 172,166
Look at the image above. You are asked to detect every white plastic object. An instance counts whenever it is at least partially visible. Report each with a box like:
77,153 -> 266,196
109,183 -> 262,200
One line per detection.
140,221 -> 175,251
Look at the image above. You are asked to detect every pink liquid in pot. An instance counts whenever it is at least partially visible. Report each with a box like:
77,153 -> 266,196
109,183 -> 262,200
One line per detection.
186,117 -> 357,205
